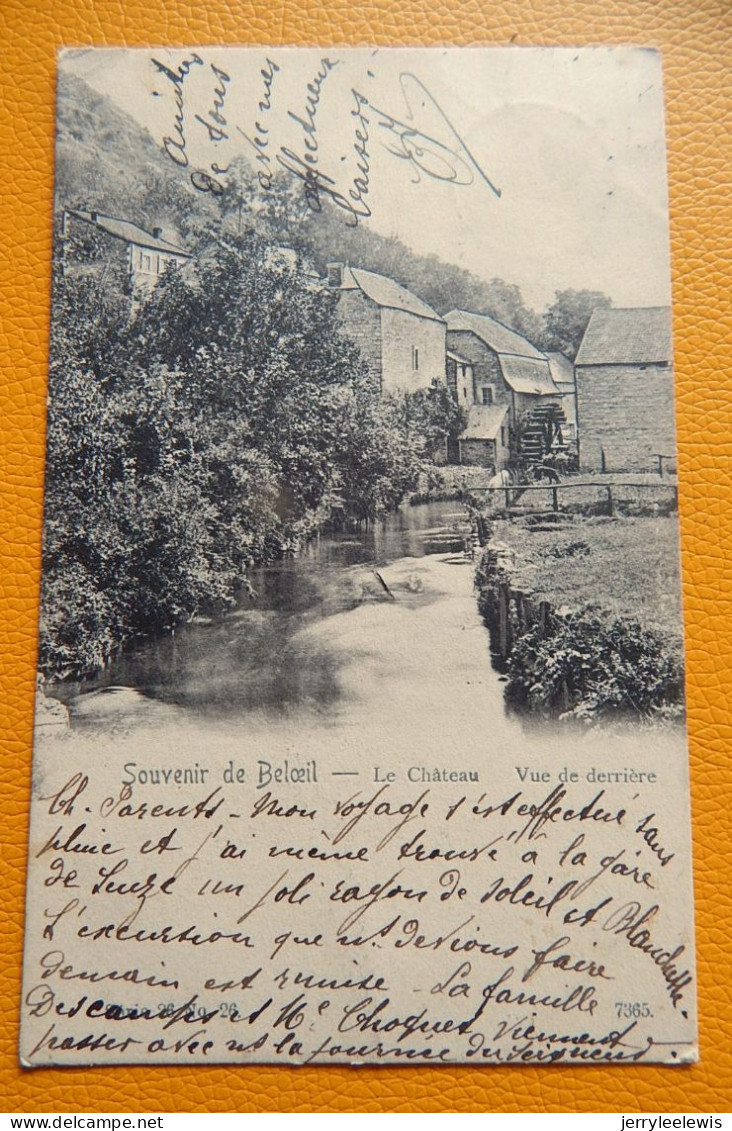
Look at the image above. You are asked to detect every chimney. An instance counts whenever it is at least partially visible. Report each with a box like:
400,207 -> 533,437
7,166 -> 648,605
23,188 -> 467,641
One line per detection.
152,226 -> 163,239
326,262 -> 343,288
90,210 -> 98,222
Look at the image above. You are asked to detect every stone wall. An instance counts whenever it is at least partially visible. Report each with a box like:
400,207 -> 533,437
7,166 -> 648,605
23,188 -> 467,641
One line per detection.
336,290 -> 383,386
446,331 -> 512,412
459,438 -> 496,468
380,307 -> 446,394
576,364 -> 676,471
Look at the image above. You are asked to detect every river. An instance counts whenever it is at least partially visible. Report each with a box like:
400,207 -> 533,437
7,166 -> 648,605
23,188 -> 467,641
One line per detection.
39,498 -> 682,772
49,500 -> 495,733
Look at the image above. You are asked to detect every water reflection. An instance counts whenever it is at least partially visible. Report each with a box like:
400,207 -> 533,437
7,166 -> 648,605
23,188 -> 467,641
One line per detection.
63,501 -> 470,727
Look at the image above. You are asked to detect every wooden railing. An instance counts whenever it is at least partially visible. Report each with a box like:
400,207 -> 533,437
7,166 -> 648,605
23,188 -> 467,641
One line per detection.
469,480 -> 678,517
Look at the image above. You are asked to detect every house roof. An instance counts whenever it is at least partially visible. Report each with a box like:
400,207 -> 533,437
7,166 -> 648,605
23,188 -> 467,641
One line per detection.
68,209 -> 190,257
546,351 -> 575,389
446,349 -> 473,366
445,309 -> 545,360
342,266 -> 444,323
499,355 -> 557,396
575,307 -> 672,366
461,404 -> 509,441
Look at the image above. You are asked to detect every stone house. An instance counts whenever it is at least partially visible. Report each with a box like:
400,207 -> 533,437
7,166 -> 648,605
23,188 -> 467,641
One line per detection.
574,307 -> 674,472
61,208 -> 190,296
326,264 -> 446,395
457,404 -> 511,468
445,309 -> 562,465
445,348 -> 510,467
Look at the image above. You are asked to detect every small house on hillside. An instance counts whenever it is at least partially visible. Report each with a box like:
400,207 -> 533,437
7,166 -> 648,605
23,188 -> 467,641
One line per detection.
575,307 -> 674,472
326,263 -> 446,395
445,309 -> 564,466
61,209 -> 190,295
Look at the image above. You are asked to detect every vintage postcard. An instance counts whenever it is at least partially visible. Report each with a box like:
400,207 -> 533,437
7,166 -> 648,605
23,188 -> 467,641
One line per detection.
21,46 -> 697,1067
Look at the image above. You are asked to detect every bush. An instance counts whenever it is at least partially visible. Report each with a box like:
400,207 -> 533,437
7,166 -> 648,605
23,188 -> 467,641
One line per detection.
504,607 -> 685,722
474,544 -> 684,724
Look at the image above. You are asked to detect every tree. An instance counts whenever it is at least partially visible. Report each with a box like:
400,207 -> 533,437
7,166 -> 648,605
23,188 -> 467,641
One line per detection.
41,271 -> 139,675
125,230 -> 376,522
330,388 -> 421,523
405,379 -> 468,460
540,289 -> 613,359
40,228 -> 426,676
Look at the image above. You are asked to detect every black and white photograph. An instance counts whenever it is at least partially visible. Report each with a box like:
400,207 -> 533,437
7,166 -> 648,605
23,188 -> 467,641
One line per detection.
21,46 -> 696,1067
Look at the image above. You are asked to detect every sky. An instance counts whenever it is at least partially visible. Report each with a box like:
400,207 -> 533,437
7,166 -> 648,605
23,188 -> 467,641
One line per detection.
62,46 -> 672,313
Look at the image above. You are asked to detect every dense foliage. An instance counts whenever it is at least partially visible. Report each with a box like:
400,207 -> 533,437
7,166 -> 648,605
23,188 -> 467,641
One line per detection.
504,610 -> 685,722
41,232 -> 446,679
475,552 -> 684,724
538,288 -> 613,359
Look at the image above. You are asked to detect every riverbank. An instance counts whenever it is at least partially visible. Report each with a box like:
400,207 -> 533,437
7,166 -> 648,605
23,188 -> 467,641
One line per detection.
476,511 -> 686,724
487,512 -> 683,635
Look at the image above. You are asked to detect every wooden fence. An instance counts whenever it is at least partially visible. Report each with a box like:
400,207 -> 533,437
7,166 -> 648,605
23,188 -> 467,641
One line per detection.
469,480 -> 678,517
492,580 -> 554,662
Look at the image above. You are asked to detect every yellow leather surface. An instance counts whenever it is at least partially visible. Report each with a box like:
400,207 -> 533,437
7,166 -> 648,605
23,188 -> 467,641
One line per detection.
1,0 -> 730,1114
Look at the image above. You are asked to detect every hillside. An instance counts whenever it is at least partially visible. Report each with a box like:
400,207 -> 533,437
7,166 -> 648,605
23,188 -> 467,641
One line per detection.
300,199 -> 542,335
54,71 -> 220,244
52,72 -> 545,336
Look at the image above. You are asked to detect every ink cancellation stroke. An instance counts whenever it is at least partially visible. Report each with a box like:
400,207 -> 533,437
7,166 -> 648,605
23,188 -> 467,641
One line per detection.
21,46 -> 695,1066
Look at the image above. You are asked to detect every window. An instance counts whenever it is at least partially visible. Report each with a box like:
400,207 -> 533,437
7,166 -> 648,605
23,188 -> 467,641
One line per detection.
141,252 -> 152,272
501,426 -> 506,445
412,346 -> 419,371
481,386 -> 494,405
